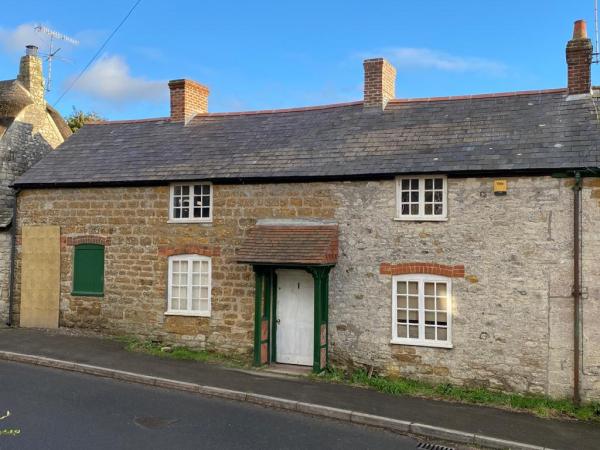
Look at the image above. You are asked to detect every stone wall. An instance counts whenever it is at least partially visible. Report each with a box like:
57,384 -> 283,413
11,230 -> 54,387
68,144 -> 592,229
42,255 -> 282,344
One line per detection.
0,103 -> 65,324
13,176 -> 600,400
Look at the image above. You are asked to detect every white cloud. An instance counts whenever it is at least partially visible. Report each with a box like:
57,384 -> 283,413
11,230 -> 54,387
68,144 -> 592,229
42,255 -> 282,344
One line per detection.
377,47 -> 507,76
70,54 -> 167,104
0,23 -> 45,54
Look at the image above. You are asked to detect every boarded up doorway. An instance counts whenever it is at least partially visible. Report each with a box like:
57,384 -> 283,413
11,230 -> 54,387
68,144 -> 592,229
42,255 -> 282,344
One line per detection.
20,225 -> 60,328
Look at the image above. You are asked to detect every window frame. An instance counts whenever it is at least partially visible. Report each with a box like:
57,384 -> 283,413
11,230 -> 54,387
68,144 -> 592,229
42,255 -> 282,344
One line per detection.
71,243 -> 105,297
391,274 -> 452,348
395,175 -> 448,221
168,182 -> 213,223
165,254 -> 212,317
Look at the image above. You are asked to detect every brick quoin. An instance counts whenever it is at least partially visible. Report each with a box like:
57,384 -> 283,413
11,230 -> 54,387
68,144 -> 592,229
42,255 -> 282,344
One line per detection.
380,262 -> 465,278
158,245 -> 221,258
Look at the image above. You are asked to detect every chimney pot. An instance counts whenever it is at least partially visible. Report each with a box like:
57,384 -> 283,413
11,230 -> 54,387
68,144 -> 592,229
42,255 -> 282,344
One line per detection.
25,45 -> 38,56
573,19 -> 588,40
168,79 -> 209,122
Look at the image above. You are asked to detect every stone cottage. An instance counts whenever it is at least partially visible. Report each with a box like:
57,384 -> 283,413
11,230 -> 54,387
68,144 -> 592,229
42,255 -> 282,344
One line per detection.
0,45 -> 70,324
10,20 -> 600,402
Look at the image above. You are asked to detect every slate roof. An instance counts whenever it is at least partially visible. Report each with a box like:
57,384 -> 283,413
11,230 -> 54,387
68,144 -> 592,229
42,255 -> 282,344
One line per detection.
236,224 -> 338,265
14,88 -> 600,188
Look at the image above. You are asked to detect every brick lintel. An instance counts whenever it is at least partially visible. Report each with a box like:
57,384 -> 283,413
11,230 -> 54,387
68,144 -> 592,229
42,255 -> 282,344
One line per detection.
65,235 -> 111,246
380,262 -> 465,278
158,245 -> 221,257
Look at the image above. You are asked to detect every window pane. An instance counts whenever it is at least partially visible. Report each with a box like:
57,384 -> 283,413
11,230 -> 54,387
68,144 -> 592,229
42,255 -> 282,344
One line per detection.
194,185 -> 203,195
174,197 -> 181,207
424,204 -> 432,215
401,179 -> 409,190
438,328 -> 448,341
424,282 -> 435,296
409,325 -> 418,338
199,299 -> 209,312
408,282 -> 418,295
434,178 -> 443,189
398,310 -> 407,323
434,191 -> 443,202
398,324 -> 407,338
425,178 -> 433,189
424,191 -> 433,202
202,196 -> 210,207
174,186 -> 181,195
182,186 -> 189,195
200,287 -> 209,299
434,204 -> 443,215
437,284 -> 447,296
437,312 -> 447,325
408,296 -> 418,309
397,281 -> 406,295
201,261 -> 209,273
438,296 -> 448,311
401,204 -> 409,215
408,310 -> 418,323
401,192 -> 409,202
425,327 -> 435,340
425,297 -> 435,310
410,179 -> 418,189
410,204 -> 419,215
425,311 -> 435,324
410,192 -> 419,202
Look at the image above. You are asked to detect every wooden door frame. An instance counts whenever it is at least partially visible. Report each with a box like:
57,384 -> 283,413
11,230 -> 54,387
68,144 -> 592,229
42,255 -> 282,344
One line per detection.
252,264 -> 333,373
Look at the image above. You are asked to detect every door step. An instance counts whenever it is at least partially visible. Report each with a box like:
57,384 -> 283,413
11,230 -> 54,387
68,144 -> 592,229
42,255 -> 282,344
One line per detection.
263,363 -> 312,377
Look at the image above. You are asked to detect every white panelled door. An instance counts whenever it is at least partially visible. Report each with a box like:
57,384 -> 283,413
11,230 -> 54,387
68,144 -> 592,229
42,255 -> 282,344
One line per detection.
276,269 -> 314,366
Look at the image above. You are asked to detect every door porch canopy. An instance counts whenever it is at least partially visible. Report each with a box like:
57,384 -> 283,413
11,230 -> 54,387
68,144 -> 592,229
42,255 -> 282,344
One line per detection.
236,221 -> 338,372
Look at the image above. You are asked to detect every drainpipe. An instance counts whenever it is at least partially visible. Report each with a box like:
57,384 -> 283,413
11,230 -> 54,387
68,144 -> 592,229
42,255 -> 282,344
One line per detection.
6,189 -> 19,327
572,172 -> 582,406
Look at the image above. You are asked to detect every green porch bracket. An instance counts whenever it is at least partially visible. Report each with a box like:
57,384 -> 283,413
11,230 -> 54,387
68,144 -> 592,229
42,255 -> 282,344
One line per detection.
253,267 -> 273,367
309,266 -> 332,373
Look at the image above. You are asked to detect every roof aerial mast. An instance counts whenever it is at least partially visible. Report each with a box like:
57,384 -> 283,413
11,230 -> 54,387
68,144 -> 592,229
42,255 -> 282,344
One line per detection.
34,25 -> 79,92
594,0 -> 600,63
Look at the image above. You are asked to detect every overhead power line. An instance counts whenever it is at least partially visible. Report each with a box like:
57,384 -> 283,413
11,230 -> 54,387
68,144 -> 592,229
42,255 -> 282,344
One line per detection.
53,0 -> 143,106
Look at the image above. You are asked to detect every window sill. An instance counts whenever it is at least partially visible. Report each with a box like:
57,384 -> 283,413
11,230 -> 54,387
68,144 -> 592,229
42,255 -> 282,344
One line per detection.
390,338 -> 453,349
164,311 -> 211,318
393,216 -> 448,222
167,219 -> 213,224
71,291 -> 104,297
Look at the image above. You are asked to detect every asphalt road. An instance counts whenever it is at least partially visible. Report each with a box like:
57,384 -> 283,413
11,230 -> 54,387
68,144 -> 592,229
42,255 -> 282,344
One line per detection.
0,360 -> 421,450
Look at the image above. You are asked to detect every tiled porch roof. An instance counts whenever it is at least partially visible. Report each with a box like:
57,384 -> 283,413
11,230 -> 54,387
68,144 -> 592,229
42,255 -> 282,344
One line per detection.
236,224 -> 338,265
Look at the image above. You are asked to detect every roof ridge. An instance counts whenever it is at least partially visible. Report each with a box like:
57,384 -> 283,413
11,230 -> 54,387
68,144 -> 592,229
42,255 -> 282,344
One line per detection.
87,117 -> 170,126
389,88 -> 567,104
190,101 -> 363,120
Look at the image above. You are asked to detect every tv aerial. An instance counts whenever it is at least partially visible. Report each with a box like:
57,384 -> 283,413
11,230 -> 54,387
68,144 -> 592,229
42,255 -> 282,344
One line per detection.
34,25 -> 79,92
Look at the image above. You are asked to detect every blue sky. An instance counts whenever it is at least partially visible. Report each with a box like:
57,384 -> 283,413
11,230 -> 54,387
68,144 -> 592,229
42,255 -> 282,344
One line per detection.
0,0 -> 597,120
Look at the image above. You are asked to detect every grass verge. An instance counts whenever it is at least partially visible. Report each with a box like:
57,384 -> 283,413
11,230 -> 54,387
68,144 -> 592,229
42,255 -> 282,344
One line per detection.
312,367 -> 600,422
115,336 -> 250,368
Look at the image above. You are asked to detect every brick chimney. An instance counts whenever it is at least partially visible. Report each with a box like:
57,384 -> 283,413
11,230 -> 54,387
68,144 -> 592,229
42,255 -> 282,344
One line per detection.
17,45 -> 45,105
363,58 -> 396,109
168,79 -> 209,122
566,20 -> 593,96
